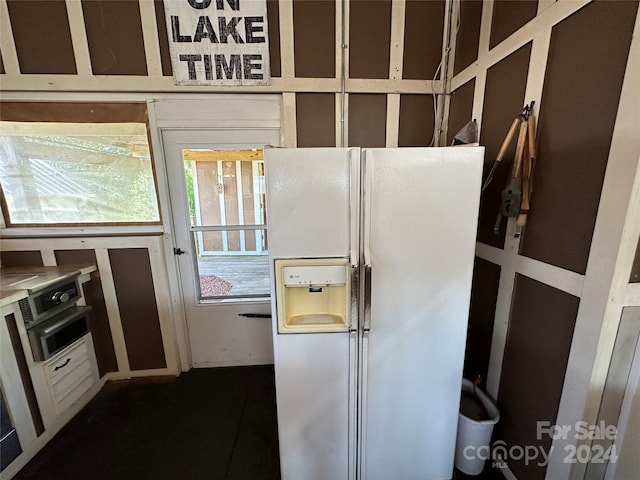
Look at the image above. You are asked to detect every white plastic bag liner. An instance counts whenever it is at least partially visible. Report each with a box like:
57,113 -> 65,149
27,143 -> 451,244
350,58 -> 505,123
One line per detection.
455,379 -> 500,476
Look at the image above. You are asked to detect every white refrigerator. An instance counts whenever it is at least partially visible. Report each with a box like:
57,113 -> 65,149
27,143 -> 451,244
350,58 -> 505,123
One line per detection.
265,146 -> 484,480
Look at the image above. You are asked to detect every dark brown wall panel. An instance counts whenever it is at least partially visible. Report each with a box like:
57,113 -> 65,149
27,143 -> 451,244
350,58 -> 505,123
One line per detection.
463,257 -> 500,388
453,0 -> 483,75
520,0 -> 639,275
631,240 -> 640,283
267,0 -> 282,77
294,0 -> 335,78
154,0 -> 172,77
348,94 -> 387,147
402,0 -> 445,80
398,94 -> 435,147
478,43 -> 531,248
0,102 -> 147,123
0,51 -> 5,74
296,93 -> 335,147
109,248 -> 166,371
7,0 -> 76,74
0,251 -> 43,267
447,78 -> 475,145
349,0 -> 392,79
5,313 -> 45,436
496,275 -> 579,480
55,249 -> 118,377
82,0 -> 147,75
489,0 -> 538,49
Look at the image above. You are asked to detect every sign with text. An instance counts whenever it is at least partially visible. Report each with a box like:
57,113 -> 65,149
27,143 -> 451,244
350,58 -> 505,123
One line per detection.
163,0 -> 271,86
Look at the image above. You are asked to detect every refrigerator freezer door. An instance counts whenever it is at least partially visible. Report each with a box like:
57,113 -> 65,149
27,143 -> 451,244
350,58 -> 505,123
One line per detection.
265,147 -> 358,259
266,147 -> 359,479
360,147 -> 484,479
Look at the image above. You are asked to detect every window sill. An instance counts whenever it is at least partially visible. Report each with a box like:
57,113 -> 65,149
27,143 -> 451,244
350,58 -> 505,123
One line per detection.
0,225 -> 165,238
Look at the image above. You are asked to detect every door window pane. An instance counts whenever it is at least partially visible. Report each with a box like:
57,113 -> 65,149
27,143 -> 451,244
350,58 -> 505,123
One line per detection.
0,122 -> 160,224
183,149 -> 268,302
194,229 -> 270,302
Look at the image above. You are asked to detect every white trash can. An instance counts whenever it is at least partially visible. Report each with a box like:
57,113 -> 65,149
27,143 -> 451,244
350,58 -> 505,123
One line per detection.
454,379 -> 500,476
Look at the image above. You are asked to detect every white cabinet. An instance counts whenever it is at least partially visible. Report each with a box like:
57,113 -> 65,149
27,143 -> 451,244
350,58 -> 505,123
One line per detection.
27,332 -> 99,432
43,338 -> 97,416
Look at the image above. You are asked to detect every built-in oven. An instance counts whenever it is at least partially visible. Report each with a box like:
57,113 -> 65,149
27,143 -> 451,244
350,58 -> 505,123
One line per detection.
17,272 -> 92,362
27,306 -> 91,362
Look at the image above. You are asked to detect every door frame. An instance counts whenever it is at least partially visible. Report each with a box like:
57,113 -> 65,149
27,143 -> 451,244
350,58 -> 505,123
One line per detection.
147,95 -> 281,370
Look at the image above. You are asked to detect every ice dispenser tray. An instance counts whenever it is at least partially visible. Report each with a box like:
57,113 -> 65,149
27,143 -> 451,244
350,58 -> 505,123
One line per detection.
275,259 -> 350,333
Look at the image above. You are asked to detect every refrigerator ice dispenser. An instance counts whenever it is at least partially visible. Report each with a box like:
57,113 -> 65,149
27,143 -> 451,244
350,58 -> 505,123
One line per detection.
275,259 -> 350,333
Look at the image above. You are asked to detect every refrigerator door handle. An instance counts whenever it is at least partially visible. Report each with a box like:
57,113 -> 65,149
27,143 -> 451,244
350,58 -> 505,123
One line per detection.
363,264 -> 372,332
350,265 -> 359,331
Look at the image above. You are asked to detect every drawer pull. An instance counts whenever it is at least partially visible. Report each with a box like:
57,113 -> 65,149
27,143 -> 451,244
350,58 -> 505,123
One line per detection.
54,358 -> 71,371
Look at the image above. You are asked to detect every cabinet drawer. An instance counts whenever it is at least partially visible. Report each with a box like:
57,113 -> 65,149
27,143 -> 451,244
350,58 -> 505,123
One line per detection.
45,340 -> 88,382
43,336 -> 97,415
50,360 -> 92,399
55,374 -> 94,415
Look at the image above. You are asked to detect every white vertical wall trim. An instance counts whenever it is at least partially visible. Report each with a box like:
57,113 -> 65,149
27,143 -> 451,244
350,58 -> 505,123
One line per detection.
434,0 -> 454,145
40,249 -> 57,267
486,266 -> 515,398
385,0 -> 405,148
385,94 -> 400,148
470,0 -> 493,137
282,92 -> 297,147
342,0 -> 350,81
279,0 -> 296,147
147,237 -> 180,374
504,218 -> 520,253
343,93 -> 350,147
94,248 -> 131,375
147,100 -> 192,372
65,0 -> 93,75
477,0 -> 493,60
522,27 -> 552,116
442,0 -> 460,145
388,0 -> 406,81
138,0 -> 163,77
471,72 -> 486,135
0,0 -> 20,75
279,0 -> 295,78
335,0 -> 343,80
335,93 -> 342,147
548,9 -> 640,479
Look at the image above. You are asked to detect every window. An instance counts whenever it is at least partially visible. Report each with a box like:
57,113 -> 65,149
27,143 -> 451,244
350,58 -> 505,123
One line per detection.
0,122 -> 160,225
183,149 -> 268,301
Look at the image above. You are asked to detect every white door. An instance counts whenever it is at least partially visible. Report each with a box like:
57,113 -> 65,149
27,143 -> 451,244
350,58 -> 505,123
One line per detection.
163,128 -> 279,368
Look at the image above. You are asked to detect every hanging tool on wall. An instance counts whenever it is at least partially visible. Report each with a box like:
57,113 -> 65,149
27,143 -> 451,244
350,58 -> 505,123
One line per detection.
516,112 -> 537,236
481,102 -> 537,237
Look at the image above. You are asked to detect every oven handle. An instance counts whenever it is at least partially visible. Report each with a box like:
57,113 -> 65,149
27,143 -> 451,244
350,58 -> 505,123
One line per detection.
37,307 -> 91,335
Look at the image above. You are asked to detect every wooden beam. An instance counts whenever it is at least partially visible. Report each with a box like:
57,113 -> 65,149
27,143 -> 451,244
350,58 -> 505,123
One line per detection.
182,149 -> 264,162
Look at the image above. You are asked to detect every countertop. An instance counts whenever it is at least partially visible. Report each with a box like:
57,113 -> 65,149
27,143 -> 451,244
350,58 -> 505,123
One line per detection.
0,264 -> 97,307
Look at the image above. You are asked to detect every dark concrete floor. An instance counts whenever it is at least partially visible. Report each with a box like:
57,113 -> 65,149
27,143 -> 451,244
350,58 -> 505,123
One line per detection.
14,366 -> 280,480
13,364 -> 505,480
